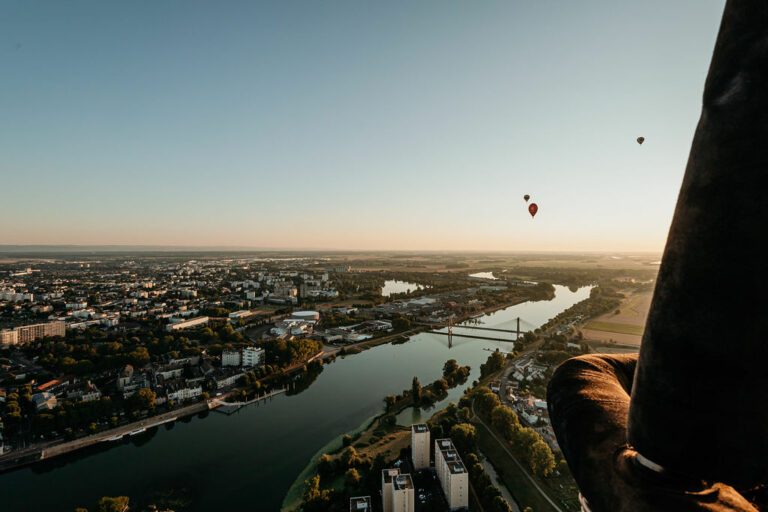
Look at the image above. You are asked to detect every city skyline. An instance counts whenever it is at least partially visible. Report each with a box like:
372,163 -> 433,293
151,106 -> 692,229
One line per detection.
1,1 -> 726,251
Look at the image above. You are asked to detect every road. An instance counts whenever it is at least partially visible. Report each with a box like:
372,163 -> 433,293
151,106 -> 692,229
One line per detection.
471,399 -> 564,512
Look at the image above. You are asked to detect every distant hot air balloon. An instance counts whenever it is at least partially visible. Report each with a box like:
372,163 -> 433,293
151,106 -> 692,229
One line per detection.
528,203 -> 538,218
524,194 -> 530,202
637,136 -> 645,145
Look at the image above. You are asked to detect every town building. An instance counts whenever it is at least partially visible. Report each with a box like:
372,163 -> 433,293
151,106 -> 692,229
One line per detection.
411,423 -> 430,470
242,346 -> 265,367
0,320 -> 65,345
222,350 -> 241,367
165,316 -> 209,331
434,438 -> 469,510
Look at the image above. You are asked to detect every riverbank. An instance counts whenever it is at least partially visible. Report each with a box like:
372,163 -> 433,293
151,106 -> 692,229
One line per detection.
0,399 -> 215,473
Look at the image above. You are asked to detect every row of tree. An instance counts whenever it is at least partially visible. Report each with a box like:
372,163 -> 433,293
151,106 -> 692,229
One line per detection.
473,386 -> 556,478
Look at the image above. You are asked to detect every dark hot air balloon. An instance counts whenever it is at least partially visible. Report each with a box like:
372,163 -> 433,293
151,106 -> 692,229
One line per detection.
637,137 -> 645,145
528,203 -> 538,218
524,194 -> 530,202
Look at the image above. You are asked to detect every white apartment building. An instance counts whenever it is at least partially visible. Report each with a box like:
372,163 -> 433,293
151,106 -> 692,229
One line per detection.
0,321 -> 66,346
382,468 -> 399,512
242,346 -> 265,367
435,438 -> 469,510
165,316 -> 209,331
392,473 -> 415,512
222,347 -> 264,368
411,423 -> 431,470
382,469 -> 414,512
222,350 -> 241,367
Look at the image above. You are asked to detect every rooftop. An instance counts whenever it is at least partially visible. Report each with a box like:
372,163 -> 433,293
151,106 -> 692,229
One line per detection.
393,474 -> 414,490
382,468 -> 400,484
412,423 -> 429,434
436,438 -> 468,475
349,496 -> 372,512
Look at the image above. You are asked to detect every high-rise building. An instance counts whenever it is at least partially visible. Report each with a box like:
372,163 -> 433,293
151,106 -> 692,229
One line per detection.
391,473 -> 415,512
434,438 -> 469,510
411,423 -> 430,470
382,468 -> 399,512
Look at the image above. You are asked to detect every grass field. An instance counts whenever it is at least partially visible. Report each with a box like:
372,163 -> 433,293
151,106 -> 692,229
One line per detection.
583,321 -> 645,336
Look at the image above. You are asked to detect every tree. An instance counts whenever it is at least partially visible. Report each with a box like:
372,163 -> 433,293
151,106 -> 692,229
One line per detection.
345,468 -> 361,489
449,423 -> 476,455
432,378 -> 448,394
411,377 -> 422,403
96,496 -> 129,512
480,350 -> 505,378
342,434 -> 352,447
384,394 -> 396,412
513,427 -> 539,450
491,405 -> 521,440
529,440 -> 556,477
341,446 -> 358,468
317,454 -> 334,477
392,317 -> 410,331
476,390 -> 501,418
491,496 -> 513,512
301,475 -> 332,512
443,359 -> 459,377
130,388 -> 156,411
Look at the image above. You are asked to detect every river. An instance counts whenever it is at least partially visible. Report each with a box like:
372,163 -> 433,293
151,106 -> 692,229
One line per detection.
0,285 -> 591,512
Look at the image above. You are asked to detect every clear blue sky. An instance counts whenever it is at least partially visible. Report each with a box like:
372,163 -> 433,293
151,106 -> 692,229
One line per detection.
0,1 -> 725,251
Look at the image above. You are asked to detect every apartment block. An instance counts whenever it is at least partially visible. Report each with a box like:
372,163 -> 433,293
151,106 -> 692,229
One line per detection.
411,423 -> 430,470
0,321 -> 65,345
391,472 -> 415,512
434,438 -> 469,510
382,468 -> 399,512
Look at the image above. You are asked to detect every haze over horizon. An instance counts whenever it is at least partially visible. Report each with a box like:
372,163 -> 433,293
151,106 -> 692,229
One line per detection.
1,1 -> 725,251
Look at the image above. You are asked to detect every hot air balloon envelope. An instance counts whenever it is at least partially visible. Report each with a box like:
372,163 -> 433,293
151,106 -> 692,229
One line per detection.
528,203 -> 538,218
524,194 -> 530,202
637,137 -> 645,145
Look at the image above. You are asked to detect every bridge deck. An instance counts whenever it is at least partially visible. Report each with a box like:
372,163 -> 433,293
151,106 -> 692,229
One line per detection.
429,331 -> 515,343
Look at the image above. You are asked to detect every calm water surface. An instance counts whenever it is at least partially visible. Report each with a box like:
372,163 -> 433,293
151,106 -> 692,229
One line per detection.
469,271 -> 498,280
0,285 -> 590,512
381,279 -> 427,297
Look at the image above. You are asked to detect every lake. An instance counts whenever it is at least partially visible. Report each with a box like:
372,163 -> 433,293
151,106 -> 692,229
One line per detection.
0,285 -> 591,512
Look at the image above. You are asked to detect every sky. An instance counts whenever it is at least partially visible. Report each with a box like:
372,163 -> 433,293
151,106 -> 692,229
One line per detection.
0,1 -> 726,252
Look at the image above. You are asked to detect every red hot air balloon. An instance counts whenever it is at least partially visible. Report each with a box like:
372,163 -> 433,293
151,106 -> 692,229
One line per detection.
528,203 -> 538,218
637,136 -> 645,145
524,194 -> 530,202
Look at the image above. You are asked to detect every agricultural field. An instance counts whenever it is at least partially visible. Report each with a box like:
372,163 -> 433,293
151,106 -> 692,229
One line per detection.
581,292 -> 653,346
